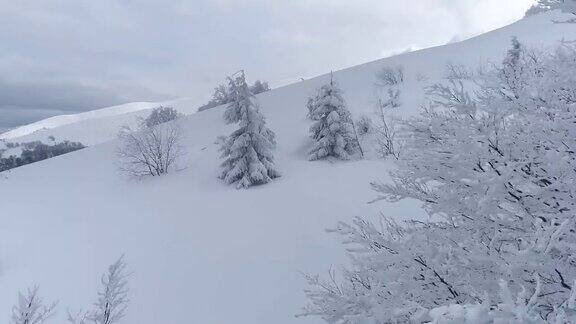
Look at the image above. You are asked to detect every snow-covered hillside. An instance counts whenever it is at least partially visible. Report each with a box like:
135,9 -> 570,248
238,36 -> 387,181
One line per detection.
0,102 -> 185,146
0,11 -> 574,324
2,11 -> 572,148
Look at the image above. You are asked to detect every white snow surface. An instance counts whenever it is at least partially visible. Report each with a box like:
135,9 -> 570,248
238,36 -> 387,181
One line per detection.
0,11 -> 575,324
0,102 -> 160,143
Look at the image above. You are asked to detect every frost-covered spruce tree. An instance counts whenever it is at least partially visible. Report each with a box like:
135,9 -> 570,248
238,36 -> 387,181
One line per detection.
306,96 -> 319,120
219,71 -> 280,189
303,41 -> 576,322
308,76 -> 356,160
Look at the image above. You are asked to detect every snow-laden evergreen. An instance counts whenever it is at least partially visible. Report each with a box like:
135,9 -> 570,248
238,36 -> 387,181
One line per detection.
308,77 -> 357,160
303,40 -> 576,322
219,71 -> 280,189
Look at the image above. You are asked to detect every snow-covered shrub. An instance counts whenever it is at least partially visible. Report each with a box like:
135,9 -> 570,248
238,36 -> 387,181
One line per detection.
424,280 -> 543,323
67,311 -> 90,324
303,40 -> 576,322
373,66 -> 404,159
423,278 -> 576,323
355,115 -> 373,136
308,77 -> 358,160
219,71 -> 280,188
250,80 -> 270,95
375,66 -> 404,87
116,121 -> 183,177
374,114 -> 401,159
416,72 -> 429,83
445,62 -> 474,80
377,88 -> 401,110
374,89 -> 402,159
68,257 -> 129,324
375,66 -> 404,110
198,79 -> 271,112
198,84 -> 230,112
11,287 -> 57,324
141,106 -> 180,128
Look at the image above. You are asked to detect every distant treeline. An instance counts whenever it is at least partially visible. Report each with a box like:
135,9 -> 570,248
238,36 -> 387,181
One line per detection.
0,140 -> 85,172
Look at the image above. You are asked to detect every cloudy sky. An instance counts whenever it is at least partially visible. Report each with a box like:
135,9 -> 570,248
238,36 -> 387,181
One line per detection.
0,0 -> 535,130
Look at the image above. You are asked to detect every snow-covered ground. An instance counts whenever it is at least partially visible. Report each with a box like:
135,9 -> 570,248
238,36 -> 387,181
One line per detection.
0,102 -> 161,144
0,11 -> 574,324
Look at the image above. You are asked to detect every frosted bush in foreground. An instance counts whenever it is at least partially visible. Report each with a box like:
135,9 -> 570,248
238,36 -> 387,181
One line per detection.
219,71 -> 280,188
308,76 -> 357,160
303,40 -> 576,323
11,287 -> 57,324
374,98 -> 401,159
9,258 -> 129,324
424,279 -> 575,323
68,256 -> 129,324
374,66 -> 404,159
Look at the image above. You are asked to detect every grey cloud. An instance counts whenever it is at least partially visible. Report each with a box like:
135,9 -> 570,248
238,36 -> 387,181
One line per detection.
0,0 -> 534,129
0,78 -> 168,127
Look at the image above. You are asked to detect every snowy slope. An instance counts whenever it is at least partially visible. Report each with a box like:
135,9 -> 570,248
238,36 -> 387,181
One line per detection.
1,11 -> 569,147
0,102 -> 163,143
0,11 -> 574,324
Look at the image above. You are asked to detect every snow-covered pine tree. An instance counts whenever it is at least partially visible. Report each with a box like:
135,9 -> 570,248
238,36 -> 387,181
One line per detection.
308,76 -> 357,160
219,71 -> 280,189
499,37 -> 529,98
306,96 -> 318,120
11,287 -> 57,324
